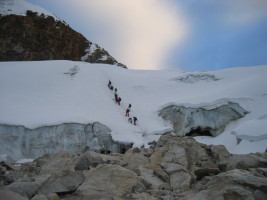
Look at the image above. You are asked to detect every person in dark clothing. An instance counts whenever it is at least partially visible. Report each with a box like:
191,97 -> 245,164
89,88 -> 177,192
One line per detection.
114,88 -> 118,102
128,117 -> 132,123
117,97 -> 121,105
133,116 -> 137,125
125,104 -> 131,117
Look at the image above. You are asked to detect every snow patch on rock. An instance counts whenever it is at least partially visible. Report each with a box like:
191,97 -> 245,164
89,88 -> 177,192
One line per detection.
0,0 -> 61,22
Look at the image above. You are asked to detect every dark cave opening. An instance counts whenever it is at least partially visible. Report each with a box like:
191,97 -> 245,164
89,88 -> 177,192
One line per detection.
186,127 -> 213,137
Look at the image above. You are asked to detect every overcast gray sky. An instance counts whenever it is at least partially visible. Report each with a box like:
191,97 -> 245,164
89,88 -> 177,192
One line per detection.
27,0 -> 267,71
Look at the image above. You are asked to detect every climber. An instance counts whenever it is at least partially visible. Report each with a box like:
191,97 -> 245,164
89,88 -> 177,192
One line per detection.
125,104 -> 131,117
108,80 -> 113,90
128,117 -> 132,123
133,116 -> 137,125
114,88 -> 118,102
117,97 -> 122,105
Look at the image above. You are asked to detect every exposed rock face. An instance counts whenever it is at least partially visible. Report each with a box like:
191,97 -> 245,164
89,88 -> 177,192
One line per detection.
159,100 -> 249,136
0,134 -> 266,199
0,11 -> 126,68
0,122 -> 132,161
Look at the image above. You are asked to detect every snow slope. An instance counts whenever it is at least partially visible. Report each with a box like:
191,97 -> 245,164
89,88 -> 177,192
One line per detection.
0,61 -> 266,155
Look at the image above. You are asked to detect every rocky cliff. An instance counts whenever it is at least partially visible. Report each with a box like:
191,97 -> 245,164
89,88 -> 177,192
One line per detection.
0,134 -> 266,200
0,10 -> 126,68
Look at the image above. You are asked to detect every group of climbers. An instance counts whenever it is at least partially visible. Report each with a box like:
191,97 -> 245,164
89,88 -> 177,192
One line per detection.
108,80 -> 138,126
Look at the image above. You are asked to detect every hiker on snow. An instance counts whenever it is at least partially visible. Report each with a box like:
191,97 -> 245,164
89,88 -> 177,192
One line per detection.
108,80 -> 113,90
117,97 -> 121,105
114,88 -> 118,102
125,104 -> 131,117
128,117 -> 132,123
133,116 -> 137,125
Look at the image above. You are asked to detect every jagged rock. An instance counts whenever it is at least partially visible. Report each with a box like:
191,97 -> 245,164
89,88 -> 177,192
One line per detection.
170,171 -> 192,193
74,156 -> 90,171
37,171 -> 85,195
1,134 -> 266,199
46,193 -> 60,200
194,167 -> 221,180
5,175 -> 50,198
226,154 -> 267,171
163,146 -> 188,167
137,165 -> 166,190
0,189 -> 28,200
32,194 -> 48,200
37,151 -> 75,175
183,169 -> 267,200
210,145 -> 231,161
78,150 -> 121,168
72,164 -> 146,199
0,12 -> 126,67
158,183 -> 172,191
153,167 -> 169,182
124,192 -> 158,200
161,163 -> 187,175
121,148 -> 149,173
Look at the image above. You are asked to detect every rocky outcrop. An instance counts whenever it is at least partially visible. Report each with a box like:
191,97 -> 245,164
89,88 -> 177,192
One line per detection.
159,99 -> 249,136
0,134 -> 266,199
0,11 -> 126,68
0,122 -> 132,162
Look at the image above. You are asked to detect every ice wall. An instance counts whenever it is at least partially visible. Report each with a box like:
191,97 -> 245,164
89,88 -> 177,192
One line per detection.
0,122 -> 132,162
159,100 -> 248,136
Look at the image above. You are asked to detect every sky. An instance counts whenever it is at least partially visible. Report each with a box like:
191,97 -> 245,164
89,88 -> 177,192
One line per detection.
26,0 -> 267,71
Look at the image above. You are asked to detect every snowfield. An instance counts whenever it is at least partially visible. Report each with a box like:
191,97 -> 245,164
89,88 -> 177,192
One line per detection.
0,61 -> 266,155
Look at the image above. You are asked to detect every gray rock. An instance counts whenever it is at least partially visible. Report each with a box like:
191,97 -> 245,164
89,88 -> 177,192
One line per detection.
5,175 -> 49,198
31,194 -> 48,200
74,164 -> 146,198
161,162 -> 187,175
45,193 -> 60,200
0,189 -> 28,200
153,168 -> 169,182
38,171 -> 85,195
170,171 -> 192,193
163,146 -> 188,167
194,168 -> 221,180
210,145 -> 231,161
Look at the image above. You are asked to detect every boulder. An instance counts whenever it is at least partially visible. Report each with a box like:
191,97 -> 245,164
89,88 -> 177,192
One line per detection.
183,169 -> 267,200
32,194 -> 48,200
5,175 -> 49,198
210,145 -> 231,161
161,163 -> 187,175
170,171 -> 192,193
0,189 -> 28,200
163,146 -> 188,167
74,164 -> 147,198
194,167 -> 221,180
37,171 -> 85,195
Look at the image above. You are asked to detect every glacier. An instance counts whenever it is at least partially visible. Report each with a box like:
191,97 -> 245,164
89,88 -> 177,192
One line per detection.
159,99 -> 249,136
0,122 -> 132,161
0,61 -> 267,161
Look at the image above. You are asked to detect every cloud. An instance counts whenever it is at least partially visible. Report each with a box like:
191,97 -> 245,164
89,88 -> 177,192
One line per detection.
58,0 -> 187,70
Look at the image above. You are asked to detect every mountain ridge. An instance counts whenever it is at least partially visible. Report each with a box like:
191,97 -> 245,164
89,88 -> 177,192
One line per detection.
0,0 -> 126,68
